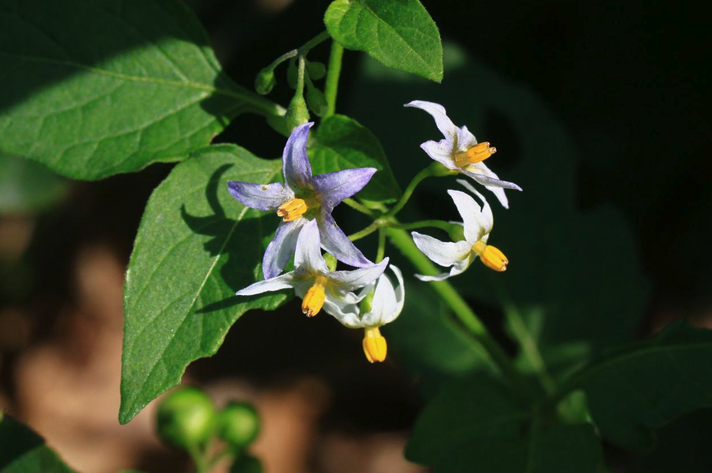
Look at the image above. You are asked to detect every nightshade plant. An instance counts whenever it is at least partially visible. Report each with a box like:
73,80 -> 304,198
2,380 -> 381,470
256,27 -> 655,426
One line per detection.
1,0 -> 711,472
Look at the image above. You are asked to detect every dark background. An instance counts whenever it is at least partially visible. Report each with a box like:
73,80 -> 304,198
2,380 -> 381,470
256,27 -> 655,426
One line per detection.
0,0 -> 710,472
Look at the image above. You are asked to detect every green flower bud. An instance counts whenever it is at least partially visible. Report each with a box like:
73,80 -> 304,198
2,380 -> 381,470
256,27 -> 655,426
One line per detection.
230,453 -> 264,473
155,387 -> 216,449
218,401 -> 261,448
254,68 -> 276,95
285,94 -> 310,131
306,61 -> 326,80
306,87 -> 328,117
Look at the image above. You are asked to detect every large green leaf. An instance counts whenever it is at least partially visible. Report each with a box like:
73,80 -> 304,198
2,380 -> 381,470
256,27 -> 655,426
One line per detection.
324,0 -> 443,82
0,414 -> 76,473
569,321 -> 712,449
309,114 -> 400,204
405,376 -> 603,472
120,145 -> 288,424
0,0 -> 281,180
0,153 -> 68,214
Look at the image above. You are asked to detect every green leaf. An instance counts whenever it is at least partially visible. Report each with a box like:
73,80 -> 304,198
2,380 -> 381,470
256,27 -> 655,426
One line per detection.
0,414 -> 76,473
405,375 -> 603,472
569,321 -> 712,449
0,0 -> 281,180
309,114 -> 400,203
0,153 -> 69,214
324,0 -> 443,82
120,145 -> 289,424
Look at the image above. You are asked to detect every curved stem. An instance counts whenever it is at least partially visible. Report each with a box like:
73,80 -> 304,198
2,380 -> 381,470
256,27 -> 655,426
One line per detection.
323,39 -> 344,119
349,221 -> 380,242
386,162 -> 452,218
386,228 -> 531,396
298,31 -> 331,55
342,198 -> 375,216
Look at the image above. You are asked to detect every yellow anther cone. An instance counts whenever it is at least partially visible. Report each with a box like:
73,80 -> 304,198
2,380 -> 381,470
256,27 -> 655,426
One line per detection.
362,327 -> 387,363
454,142 -> 497,167
301,276 -> 327,317
277,198 -> 308,222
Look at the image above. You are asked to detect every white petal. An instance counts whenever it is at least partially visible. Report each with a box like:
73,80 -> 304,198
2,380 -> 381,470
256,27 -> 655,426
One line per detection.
411,232 -> 471,268
447,189 -> 487,243
456,125 -> 479,151
329,258 -> 389,292
323,286 -> 361,324
421,140 -> 457,169
294,219 -> 328,274
405,100 -> 459,142
462,163 -> 522,209
415,256 -> 472,281
236,272 -> 297,296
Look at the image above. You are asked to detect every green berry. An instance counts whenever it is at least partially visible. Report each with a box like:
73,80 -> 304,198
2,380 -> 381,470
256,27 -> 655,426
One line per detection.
218,401 -> 261,448
155,387 -> 215,449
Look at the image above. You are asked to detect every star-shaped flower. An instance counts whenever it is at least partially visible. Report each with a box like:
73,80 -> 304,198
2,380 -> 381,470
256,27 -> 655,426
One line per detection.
405,100 -> 522,208
236,220 -> 389,319
330,265 -> 405,363
228,122 -> 376,279
412,180 -> 508,281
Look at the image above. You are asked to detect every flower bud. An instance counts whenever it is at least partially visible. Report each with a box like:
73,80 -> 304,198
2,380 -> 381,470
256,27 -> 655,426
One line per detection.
218,401 -> 261,448
230,453 -> 264,473
285,94 -> 310,131
306,87 -> 328,117
155,387 -> 216,449
254,68 -> 276,95
306,61 -> 326,80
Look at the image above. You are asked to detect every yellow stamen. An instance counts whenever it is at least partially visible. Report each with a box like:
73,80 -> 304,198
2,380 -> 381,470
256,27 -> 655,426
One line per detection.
276,198 -> 308,222
472,240 -> 508,272
454,142 -> 497,168
301,275 -> 328,317
362,327 -> 387,363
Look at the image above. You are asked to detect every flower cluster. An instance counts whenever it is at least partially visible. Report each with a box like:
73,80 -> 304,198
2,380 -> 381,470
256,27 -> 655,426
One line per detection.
406,100 -> 521,278
228,122 -> 403,363
228,101 -> 520,363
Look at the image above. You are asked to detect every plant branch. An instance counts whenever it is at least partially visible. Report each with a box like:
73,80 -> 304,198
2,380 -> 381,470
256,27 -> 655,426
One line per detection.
323,39 -> 344,119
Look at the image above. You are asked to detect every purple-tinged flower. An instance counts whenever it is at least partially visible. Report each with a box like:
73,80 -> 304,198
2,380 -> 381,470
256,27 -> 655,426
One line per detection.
405,100 -> 522,208
228,122 -> 376,279
236,220 -> 389,319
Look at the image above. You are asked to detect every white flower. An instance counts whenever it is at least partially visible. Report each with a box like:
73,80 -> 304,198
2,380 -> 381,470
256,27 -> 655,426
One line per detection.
236,219 -> 388,319
405,100 -> 522,208
412,180 -> 508,281
330,266 -> 405,363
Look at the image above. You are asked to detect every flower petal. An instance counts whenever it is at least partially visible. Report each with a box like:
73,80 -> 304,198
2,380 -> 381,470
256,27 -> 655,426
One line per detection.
462,163 -> 522,209
262,219 -> 305,279
283,122 -> 314,191
457,179 -> 493,233
329,258 -> 389,292
227,181 -> 292,211
456,125 -> 479,151
405,100 -> 459,142
361,269 -> 398,327
236,271 -> 297,296
322,287 -> 362,323
447,189 -> 488,242
421,140 -> 457,169
317,212 -> 373,267
411,232 -> 472,268
312,167 -> 377,211
294,219 -> 328,274
415,256 -> 472,281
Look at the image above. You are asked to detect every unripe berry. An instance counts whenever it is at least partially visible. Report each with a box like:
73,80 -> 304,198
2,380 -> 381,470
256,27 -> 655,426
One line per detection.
155,387 -> 216,449
218,401 -> 261,448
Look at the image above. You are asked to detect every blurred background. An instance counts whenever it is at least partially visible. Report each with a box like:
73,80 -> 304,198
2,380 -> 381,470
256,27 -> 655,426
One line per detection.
0,0 -> 709,472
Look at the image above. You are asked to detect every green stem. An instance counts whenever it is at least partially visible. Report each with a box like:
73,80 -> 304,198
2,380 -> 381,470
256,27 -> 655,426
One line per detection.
386,228 -> 531,394
188,444 -> 209,473
323,39 -> 344,118
376,228 -> 386,262
349,221 -> 380,242
386,162 -> 452,218
298,31 -> 331,54
296,55 -> 306,97
343,198 -> 375,216
391,219 -> 459,237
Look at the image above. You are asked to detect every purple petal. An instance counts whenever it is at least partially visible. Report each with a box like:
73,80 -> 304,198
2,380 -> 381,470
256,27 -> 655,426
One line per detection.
262,219 -> 305,279
227,181 -> 292,211
312,167 -> 377,211
294,219 -> 329,274
283,122 -> 314,191
317,212 -> 373,268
